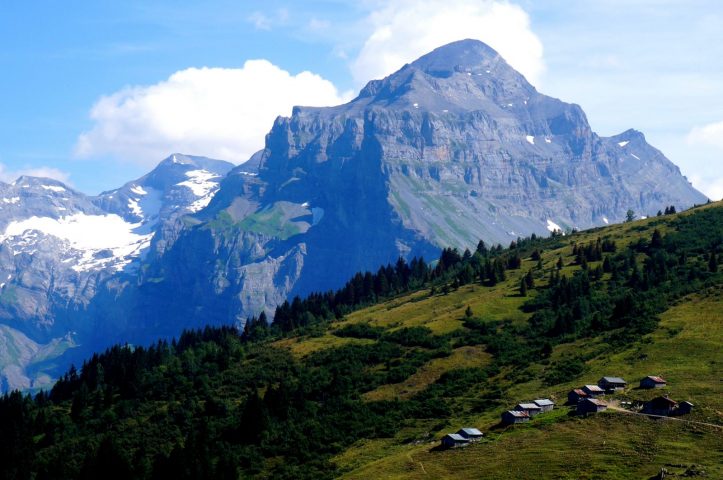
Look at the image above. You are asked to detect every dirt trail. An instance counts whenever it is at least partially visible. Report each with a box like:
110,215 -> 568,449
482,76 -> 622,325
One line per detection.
607,402 -> 723,430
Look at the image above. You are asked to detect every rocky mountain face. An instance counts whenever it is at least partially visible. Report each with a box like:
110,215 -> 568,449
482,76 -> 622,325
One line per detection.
0,155 -> 233,390
0,40 -> 706,391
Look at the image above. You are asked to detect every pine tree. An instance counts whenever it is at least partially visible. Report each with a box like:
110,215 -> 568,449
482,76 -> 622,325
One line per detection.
709,250 -> 718,273
519,278 -> 528,297
525,270 -> 535,289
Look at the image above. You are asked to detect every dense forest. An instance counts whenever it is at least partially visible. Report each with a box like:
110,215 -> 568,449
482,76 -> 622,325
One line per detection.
1,204 -> 721,479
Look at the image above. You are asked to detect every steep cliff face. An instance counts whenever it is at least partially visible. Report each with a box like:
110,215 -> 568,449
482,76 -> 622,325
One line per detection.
261,39 -> 703,249
127,39 -> 705,338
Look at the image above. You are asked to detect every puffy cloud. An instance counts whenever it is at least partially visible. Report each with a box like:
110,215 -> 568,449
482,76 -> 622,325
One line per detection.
687,120 -> 723,150
351,0 -> 544,86
75,60 -> 351,166
0,164 -> 72,185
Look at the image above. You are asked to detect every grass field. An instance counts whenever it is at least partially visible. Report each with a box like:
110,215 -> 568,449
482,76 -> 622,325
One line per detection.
319,205 -> 723,479
331,290 -> 722,479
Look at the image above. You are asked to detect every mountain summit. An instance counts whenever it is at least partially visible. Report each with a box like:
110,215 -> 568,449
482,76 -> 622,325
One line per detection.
0,40 -> 706,390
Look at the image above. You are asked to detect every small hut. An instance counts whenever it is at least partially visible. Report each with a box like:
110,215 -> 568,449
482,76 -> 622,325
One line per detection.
441,433 -> 470,448
457,428 -> 484,441
598,376 -> 627,392
502,410 -> 530,424
640,376 -> 667,389
514,403 -> 543,417
577,398 -> 608,415
533,399 -> 555,412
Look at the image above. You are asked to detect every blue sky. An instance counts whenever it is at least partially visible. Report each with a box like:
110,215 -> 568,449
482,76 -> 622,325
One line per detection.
1,1 -> 722,198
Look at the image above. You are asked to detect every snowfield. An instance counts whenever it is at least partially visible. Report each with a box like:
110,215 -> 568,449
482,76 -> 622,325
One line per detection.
0,213 -> 153,272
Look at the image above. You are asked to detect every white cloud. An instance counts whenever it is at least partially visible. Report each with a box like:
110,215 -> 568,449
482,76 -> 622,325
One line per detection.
74,60 -> 351,166
0,164 -> 72,185
687,120 -> 723,150
351,0 -> 544,86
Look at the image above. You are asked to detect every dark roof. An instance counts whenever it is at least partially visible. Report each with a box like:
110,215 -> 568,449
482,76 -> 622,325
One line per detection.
505,410 -> 529,418
643,375 -> 666,383
648,396 -> 677,406
600,376 -> 627,383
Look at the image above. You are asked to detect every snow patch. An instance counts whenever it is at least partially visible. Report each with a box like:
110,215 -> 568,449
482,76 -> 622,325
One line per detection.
526,135 -> 535,145
130,185 -> 147,195
301,201 -> 310,208
2,197 -> 20,204
546,219 -> 563,232
545,137 -> 552,144
631,153 -> 641,160
618,141 -> 629,147
178,169 -> 218,197
413,102 -> 419,108
603,217 -> 609,224
128,198 -> 143,217
41,185 -> 65,193
0,213 -> 153,272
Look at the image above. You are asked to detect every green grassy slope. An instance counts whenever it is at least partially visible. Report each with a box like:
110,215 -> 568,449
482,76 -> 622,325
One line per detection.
2,202 -> 721,479
335,291 -> 722,479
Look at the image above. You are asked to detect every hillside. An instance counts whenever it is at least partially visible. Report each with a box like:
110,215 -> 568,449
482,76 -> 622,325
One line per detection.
0,202 -> 720,479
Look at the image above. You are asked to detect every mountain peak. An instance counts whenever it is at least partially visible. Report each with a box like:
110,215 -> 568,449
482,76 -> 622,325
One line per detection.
13,175 -> 71,191
410,39 -> 503,77
154,154 -> 235,177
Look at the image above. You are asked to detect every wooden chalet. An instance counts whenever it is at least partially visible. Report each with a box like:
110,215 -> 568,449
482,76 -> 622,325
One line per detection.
598,376 -> 627,392
533,399 -> 555,412
567,388 -> 588,404
514,403 -> 543,417
501,410 -> 530,424
456,428 -> 484,441
643,396 -> 678,416
640,375 -> 667,389
582,384 -> 605,397
577,398 -> 608,415
441,433 -> 470,448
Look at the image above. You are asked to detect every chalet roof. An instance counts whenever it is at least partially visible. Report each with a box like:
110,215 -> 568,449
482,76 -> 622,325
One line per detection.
680,401 -> 694,406
458,427 -> 483,436
506,410 -> 529,418
584,398 -> 608,407
644,375 -> 666,383
600,376 -> 627,384
444,433 -> 469,442
571,388 -> 588,396
534,399 -> 555,406
649,396 -> 677,406
517,403 -> 542,410
583,384 -> 604,392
